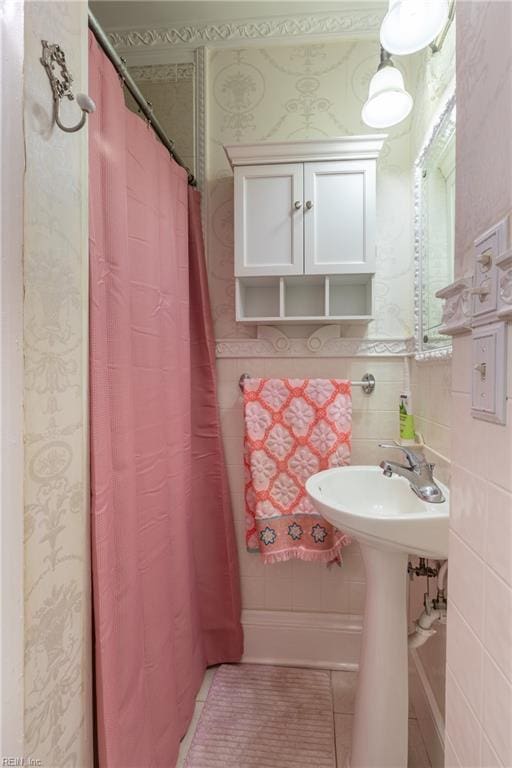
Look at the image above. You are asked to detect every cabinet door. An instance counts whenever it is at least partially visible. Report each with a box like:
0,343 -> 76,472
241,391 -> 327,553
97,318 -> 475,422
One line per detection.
234,163 -> 304,276
304,160 -> 376,274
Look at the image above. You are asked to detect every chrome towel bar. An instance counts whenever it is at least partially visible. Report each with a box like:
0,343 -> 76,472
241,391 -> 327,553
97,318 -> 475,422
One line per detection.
238,372 -> 376,395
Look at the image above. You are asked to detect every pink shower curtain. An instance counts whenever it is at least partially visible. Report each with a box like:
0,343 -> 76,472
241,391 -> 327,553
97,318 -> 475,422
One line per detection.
88,33 -> 242,768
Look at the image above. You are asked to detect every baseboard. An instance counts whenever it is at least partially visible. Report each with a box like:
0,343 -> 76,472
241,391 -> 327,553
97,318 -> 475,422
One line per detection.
409,648 -> 445,768
241,609 -> 363,671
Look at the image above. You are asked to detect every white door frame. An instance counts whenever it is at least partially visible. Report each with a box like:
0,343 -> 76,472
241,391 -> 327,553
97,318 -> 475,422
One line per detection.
0,0 -> 25,758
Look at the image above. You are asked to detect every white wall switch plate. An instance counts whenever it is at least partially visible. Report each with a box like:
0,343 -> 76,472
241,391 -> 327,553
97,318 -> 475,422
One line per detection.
471,321 -> 507,424
472,218 -> 508,326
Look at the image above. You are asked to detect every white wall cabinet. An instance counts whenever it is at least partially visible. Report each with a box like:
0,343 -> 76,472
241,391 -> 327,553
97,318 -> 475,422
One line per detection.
225,137 -> 385,323
304,160 -> 375,274
234,163 -> 304,276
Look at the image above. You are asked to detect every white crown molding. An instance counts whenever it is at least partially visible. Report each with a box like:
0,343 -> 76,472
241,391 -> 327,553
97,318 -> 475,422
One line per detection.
224,135 -> 387,168
215,336 -> 415,358
107,9 -> 383,64
129,62 -> 194,81
194,47 -> 206,194
108,10 -> 382,48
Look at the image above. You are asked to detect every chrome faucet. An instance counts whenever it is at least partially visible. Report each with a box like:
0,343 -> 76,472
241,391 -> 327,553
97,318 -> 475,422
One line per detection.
378,442 -> 445,503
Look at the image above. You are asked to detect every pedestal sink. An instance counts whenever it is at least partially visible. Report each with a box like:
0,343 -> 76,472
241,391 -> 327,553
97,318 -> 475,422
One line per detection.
306,465 -> 449,768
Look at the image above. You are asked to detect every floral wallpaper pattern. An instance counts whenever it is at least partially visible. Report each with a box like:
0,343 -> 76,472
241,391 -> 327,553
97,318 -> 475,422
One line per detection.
454,2 -> 512,278
126,63 -> 196,176
410,21 -> 455,161
23,2 -> 92,765
206,40 -> 420,341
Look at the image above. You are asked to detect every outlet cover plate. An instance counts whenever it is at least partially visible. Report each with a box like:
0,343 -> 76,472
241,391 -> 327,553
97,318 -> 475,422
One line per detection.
471,321 -> 507,424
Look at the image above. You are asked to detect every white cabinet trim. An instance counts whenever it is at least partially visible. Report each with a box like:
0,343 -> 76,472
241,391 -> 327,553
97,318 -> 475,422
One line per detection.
225,135 -> 386,168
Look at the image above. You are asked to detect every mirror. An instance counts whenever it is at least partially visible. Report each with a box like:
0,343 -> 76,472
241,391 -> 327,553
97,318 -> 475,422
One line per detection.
414,94 -> 456,358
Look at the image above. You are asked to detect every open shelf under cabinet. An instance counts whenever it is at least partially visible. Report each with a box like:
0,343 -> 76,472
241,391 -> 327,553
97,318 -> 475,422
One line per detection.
235,274 -> 373,324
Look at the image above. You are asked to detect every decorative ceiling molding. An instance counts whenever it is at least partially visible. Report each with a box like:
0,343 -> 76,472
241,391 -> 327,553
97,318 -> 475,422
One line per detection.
129,63 -> 194,82
215,336 -> 415,359
107,9 -> 383,53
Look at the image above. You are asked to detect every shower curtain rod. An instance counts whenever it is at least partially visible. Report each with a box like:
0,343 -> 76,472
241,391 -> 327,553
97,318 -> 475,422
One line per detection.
88,9 -> 196,186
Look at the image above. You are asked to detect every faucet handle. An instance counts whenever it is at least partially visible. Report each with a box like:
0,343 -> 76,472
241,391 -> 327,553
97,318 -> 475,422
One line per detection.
378,441 -> 426,469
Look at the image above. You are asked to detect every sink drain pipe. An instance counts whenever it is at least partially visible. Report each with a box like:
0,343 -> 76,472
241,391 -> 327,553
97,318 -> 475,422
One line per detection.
408,560 -> 448,649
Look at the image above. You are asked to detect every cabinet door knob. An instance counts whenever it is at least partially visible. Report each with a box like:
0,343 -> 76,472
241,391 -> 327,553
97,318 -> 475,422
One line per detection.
476,249 -> 492,267
294,201 -> 302,210
305,200 -> 313,209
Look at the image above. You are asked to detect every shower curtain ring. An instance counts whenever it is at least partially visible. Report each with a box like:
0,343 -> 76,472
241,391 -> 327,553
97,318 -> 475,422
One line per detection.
40,40 -> 96,134
146,102 -> 154,128
119,57 -> 127,87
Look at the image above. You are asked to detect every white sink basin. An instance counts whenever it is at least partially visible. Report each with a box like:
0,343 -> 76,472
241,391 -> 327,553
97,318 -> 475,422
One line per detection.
306,465 -> 449,558
306,465 -> 449,768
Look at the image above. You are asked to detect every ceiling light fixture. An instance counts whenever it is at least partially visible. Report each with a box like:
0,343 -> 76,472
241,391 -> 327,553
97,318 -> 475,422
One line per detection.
380,0 -> 450,56
362,48 -> 413,129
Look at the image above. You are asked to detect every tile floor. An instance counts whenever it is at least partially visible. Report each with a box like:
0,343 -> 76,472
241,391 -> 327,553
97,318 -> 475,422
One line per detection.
177,665 -> 432,768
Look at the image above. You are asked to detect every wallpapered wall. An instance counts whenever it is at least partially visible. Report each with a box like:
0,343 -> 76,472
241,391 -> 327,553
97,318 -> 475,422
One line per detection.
410,22 -> 455,162
204,39 -> 424,670
125,62 -> 195,176
23,2 -> 93,765
204,32 -> 457,752
206,39 -> 420,341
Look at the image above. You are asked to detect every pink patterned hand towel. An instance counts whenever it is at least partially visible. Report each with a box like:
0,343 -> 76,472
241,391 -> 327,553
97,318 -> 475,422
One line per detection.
243,378 -> 352,564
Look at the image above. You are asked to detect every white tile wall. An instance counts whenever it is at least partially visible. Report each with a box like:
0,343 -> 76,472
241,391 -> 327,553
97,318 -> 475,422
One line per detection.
444,736 -> 462,768
412,359 -> 452,461
444,6 -> 512,763
446,667 -> 481,768
480,733 -> 502,768
450,464 -> 488,555
448,531 -> 485,640
481,653 -> 512,766
483,567 -> 512,683
446,602 -> 482,715
486,483 -> 512,587
217,356 -> 406,616
445,386 -> 512,768
410,357 -> 452,722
